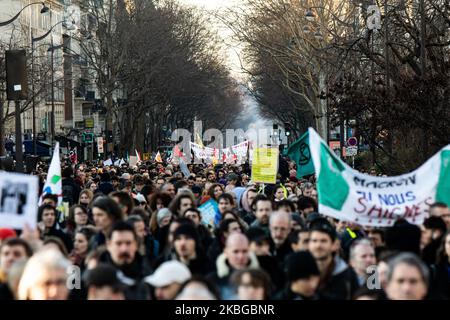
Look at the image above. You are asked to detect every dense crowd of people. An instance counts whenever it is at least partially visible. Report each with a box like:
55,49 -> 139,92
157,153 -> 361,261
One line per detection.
0,157 -> 449,300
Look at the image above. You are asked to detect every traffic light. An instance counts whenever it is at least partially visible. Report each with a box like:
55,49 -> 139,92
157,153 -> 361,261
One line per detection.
83,132 -> 94,143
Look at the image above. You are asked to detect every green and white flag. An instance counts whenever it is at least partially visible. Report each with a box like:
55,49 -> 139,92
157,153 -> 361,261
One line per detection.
308,128 -> 450,227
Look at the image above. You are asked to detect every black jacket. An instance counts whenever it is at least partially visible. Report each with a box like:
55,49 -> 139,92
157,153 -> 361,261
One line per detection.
269,238 -> 293,269
318,256 -> 360,300
98,250 -> 152,282
273,287 -> 319,300
153,249 -> 213,276
44,226 -> 73,253
62,177 -> 81,206
257,255 -> 285,292
432,262 -> 450,299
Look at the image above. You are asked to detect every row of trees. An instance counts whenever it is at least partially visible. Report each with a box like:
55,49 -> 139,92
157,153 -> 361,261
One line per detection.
77,0 -> 241,154
222,0 -> 450,173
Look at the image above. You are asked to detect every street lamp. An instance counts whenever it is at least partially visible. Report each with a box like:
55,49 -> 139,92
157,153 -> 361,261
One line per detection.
0,1 -> 49,166
31,20 -> 76,150
0,2 -> 49,27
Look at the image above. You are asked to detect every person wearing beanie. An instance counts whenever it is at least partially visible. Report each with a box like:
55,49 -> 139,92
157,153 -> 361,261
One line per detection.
274,251 -> 321,300
308,219 -> 360,300
385,219 -> 421,256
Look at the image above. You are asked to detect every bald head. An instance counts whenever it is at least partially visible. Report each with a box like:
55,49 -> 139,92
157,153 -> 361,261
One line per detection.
224,233 -> 250,270
270,211 -> 292,247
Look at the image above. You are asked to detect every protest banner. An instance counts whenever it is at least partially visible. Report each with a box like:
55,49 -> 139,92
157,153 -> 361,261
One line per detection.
309,128 -> 450,227
199,199 -> 220,227
251,147 -> 279,184
0,171 -> 39,230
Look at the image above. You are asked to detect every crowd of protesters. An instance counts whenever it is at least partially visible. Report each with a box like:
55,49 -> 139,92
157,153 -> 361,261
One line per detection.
0,156 -> 449,300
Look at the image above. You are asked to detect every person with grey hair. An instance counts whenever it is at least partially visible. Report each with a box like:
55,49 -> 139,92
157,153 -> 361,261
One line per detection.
157,208 -> 173,228
17,248 -> 72,300
349,239 -> 376,286
385,252 -> 429,300
269,211 -> 293,265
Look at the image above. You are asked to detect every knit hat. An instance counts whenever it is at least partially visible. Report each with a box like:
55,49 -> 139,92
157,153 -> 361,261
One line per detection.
156,208 -> 172,227
173,223 -> 199,243
385,219 -> 421,255
0,228 -> 17,240
285,251 -> 320,282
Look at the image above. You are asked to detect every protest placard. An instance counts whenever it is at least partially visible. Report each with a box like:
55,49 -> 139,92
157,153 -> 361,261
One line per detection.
0,171 -> 39,230
251,147 -> 279,184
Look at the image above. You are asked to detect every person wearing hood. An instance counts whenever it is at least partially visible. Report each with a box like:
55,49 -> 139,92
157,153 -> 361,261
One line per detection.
237,187 -> 258,225
207,233 -> 260,300
308,218 -> 360,300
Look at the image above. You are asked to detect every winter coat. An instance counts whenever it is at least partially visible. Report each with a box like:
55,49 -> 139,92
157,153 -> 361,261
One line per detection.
207,252 -> 260,300
153,249 -> 213,276
318,255 -> 360,300
98,250 -> 152,300
432,261 -> 450,299
62,177 -> 81,206
273,287 -> 320,300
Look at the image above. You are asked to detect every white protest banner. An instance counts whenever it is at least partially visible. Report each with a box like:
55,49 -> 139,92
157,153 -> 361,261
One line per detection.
309,128 -> 450,227
190,142 -> 214,160
0,171 -> 39,230
104,159 -> 113,166
231,141 -> 249,158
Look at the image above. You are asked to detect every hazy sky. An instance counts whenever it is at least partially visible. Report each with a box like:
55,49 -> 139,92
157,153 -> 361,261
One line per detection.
177,0 -> 272,133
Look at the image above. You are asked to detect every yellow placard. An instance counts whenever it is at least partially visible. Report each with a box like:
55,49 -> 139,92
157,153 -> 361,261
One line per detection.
251,148 -> 279,184
143,153 -> 150,161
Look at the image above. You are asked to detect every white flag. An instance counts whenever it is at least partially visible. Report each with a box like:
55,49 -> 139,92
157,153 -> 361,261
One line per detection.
39,143 -> 62,208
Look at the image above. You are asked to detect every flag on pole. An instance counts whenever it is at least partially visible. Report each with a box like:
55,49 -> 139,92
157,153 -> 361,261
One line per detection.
155,151 -> 163,163
308,127 -> 450,227
69,147 -> 78,164
39,143 -> 62,210
195,132 -> 204,148
135,149 -> 141,163
286,131 -> 315,178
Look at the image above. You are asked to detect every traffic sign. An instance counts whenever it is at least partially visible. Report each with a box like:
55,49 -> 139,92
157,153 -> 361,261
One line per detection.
347,137 -> 358,146
82,132 -> 94,143
346,146 -> 358,156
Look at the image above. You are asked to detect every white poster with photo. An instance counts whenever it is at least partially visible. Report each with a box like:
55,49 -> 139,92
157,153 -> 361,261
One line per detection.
0,171 -> 39,230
